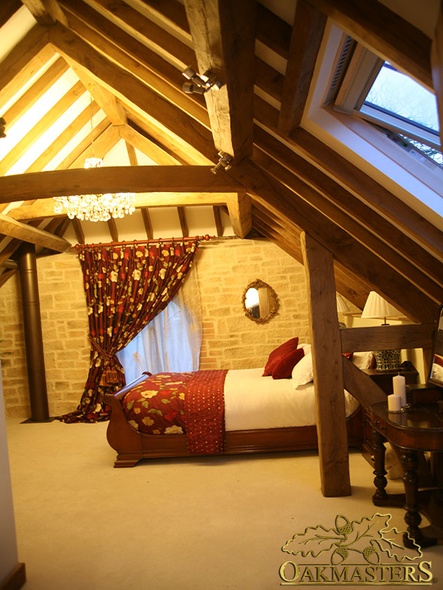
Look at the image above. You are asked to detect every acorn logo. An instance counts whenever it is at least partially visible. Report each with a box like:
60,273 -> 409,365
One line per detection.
279,513 -> 435,586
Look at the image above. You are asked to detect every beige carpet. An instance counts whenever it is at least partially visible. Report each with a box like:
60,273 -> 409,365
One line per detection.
5,418 -> 443,590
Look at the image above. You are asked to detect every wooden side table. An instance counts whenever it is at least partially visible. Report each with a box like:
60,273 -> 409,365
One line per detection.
368,401 -> 443,548
361,362 -> 419,456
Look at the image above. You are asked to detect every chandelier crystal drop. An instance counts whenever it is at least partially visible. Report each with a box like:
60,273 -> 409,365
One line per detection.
53,157 -> 136,222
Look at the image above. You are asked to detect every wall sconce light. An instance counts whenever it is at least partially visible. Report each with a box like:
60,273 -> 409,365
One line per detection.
182,67 -> 222,94
211,151 -> 233,174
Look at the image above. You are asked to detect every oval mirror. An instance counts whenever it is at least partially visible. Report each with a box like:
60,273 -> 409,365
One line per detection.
242,279 -> 279,324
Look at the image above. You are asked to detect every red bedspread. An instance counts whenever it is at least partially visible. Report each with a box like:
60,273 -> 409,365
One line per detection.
122,370 -> 228,454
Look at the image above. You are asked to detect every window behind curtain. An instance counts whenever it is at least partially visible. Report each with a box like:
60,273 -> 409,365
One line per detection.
116,268 -> 202,383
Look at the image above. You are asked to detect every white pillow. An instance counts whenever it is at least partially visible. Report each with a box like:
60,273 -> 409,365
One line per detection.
291,352 -> 313,389
299,343 -> 311,355
351,351 -> 374,370
432,363 -> 443,382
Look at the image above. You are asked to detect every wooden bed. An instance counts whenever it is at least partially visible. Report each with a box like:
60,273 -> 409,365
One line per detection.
104,362 -> 365,467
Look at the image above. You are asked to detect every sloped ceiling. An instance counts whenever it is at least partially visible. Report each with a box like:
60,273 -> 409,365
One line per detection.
0,0 -> 442,323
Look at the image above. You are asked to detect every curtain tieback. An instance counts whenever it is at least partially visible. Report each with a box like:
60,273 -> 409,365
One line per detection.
90,337 -> 114,363
90,338 -> 120,385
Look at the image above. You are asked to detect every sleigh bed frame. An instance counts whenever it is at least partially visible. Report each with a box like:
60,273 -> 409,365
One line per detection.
104,374 -> 364,468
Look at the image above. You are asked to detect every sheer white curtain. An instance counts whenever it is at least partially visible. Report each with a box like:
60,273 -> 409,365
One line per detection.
116,268 -> 202,384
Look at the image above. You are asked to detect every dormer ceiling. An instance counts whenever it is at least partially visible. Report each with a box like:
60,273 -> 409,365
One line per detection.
0,0 -> 442,323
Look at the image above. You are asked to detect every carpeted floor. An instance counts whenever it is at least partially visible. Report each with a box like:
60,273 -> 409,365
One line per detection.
5,418 -> 443,589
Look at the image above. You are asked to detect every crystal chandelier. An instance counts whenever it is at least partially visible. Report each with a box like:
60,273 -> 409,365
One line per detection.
53,156 -> 136,222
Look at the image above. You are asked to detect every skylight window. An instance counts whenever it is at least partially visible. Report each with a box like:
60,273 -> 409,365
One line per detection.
361,62 -> 441,166
332,41 -> 442,170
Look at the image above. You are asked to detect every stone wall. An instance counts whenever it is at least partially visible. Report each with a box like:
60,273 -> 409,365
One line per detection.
196,239 -> 309,369
0,239 -> 309,418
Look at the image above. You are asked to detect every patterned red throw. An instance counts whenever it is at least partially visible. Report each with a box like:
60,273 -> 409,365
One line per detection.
122,370 -> 228,454
184,370 -> 227,454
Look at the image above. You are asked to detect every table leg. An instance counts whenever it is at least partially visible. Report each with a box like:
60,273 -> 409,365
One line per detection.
401,450 -> 424,548
372,428 -> 389,504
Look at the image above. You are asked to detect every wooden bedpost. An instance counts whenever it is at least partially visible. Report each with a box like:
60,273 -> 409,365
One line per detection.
301,232 -> 351,497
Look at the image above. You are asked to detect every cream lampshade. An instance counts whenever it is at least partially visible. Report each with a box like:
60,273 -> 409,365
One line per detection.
361,291 -> 402,370
361,291 -> 402,325
336,294 -> 350,314
336,294 -> 350,328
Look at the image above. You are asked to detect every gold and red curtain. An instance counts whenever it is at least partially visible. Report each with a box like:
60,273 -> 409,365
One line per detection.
61,239 -> 200,423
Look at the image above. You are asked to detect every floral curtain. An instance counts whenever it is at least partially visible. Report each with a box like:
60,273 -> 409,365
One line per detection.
60,239 -> 199,423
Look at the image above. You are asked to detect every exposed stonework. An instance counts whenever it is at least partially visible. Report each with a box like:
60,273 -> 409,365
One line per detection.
0,239 -> 309,418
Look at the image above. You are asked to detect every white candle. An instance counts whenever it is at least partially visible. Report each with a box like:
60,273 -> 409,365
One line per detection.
388,393 -> 402,412
392,374 -> 407,407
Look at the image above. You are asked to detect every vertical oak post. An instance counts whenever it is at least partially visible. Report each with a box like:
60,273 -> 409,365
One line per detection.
301,232 -> 351,496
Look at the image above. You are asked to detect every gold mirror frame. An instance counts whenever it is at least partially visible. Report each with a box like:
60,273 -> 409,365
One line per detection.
242,279 -> 279,325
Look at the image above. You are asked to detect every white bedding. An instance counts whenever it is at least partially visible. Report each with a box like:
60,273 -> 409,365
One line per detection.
223,368 -> 360,431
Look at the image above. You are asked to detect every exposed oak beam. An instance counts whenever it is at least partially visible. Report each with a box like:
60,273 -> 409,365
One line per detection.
307,0 -> 433,89
252,202 -> 371,309
340,324 -> 435,354
2,57 -> 68,128
289,128 -> 443,261
279,0 -> 326,133
227,158 -> 439,323
183,0 -> 255,160
252,143 -> 443,301
226,194 -> 252,239
0,80 -> 85,175
21,0 -> 68,26
0,167 -> 244,203
26,100 -> 100,173
0,213 -> 71,252
0,26 -> 53,110
301,231 -> 351,497
0,0 -> 22,26
118,125 -> 181,165
9,192 -> 235,220
48,23 -> 215,164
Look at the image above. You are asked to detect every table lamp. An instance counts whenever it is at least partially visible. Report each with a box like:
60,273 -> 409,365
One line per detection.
336,293 -> 350,328
361,291 -> 402,370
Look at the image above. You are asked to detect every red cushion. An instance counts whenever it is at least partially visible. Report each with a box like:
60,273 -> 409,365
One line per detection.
272,347 -> 305,379
263,338 -> 299,376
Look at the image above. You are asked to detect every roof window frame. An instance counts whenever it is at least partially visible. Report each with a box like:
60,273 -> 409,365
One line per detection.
302,25 -> 443,225
331,39 -> 441,156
